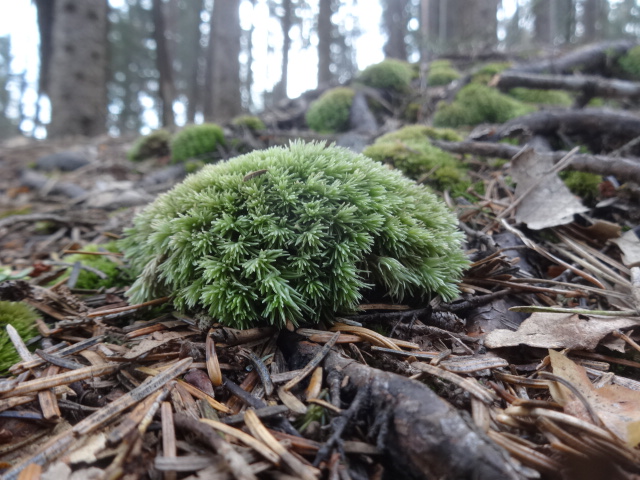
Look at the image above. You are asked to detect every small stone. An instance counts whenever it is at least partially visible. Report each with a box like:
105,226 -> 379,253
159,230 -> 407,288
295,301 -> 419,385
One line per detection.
36,151 -> 90,171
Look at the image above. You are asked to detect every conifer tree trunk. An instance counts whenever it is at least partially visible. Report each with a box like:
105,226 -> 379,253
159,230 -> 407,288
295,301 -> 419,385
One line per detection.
208,0 -> 242,122
152,0 -> 175,128
46,0 -> 108,137
317,0 -> 332,87
382,0 -> 409,60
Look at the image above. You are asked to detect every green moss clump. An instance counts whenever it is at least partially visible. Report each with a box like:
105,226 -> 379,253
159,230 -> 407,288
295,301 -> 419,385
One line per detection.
471,62 -> 512,85
171,123 -> 225,164
119,142 -> 469,329
305,87 -> 355,133
363,126 -> 469,195
232,115 -> 266,132
62,243 -> 132,290
0,301 -> 38,374
128,129 -> 171,162
559,170 -> 602,204
428,60 -> 461,87
433,84 -> 534,128
508,88 -> 573,106
618,46 -> 640,78
357,59 -> 414,93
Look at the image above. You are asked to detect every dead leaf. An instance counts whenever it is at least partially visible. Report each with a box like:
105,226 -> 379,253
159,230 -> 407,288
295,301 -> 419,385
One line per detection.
484,312 -> 638,350
612,229 -> 640,268
548,350 -> 640,447
511,148 -> 588,230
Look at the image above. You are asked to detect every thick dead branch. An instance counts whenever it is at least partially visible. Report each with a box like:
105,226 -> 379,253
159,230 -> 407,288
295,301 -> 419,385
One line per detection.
511,40 -> 635,75
294,343 -> 523,480
432,140 -> 640,183
496,71 -> 640,99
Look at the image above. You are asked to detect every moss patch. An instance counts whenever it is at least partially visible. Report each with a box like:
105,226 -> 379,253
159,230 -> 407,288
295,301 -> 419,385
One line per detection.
433,84 -> 534,128
618,46 -> 640,78
171,123 -> 226,164
232,115 -> 266,132
128,129 -> 171,162
363,125 -> 470,196
120,142 -> 469,328
357,59 -> 414,93
559,170 -> 602,204
471,62 -> 512,85
61,243 -> 132,290
305,87 -> 355,133
428,60 -> 461,87
508,88 -> 573,106
0,301 -> 38,374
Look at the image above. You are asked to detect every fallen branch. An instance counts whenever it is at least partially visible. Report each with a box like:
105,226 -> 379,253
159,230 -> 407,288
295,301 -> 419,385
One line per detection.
495,71 -> 640,99
432,140 -> 640,183
293,343 -> 523,479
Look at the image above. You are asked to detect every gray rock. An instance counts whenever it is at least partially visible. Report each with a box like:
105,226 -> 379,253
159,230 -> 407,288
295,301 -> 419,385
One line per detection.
20,169 -> 87,198
139,164 -> 186,187
349,91 -> 378,134
86,190 -> 153,210
36,151 -> 90,171
336,132 -> 373,153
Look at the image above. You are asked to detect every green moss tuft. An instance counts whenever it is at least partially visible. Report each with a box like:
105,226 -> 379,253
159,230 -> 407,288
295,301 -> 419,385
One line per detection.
471,62 -> 512,85
171,123 -> 225,164
305,87 -> 355,133
357,59 -> 414,93
119,142 -> 469,329
62,243 -> 132,290
559,170 -> 602,204
428,60 -> 461,86
232,115 -> 266,132
618,46 -> 640,78
128,129 -> 171,162
363,126 -> 469,195
508,88 -> 573,106
0,301 -> 38,374
433,84 -> 534,128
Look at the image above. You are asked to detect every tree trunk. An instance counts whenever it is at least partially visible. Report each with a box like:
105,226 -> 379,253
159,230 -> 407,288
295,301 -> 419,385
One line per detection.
152,0 -> 175,129
208,0 -> 242,122
47,0 -> 108,138
382,0 -> 408,60
274,0 -> 292,102
317,0 -> 332,87
533,0 -> 553,45
583,0 -> 602,42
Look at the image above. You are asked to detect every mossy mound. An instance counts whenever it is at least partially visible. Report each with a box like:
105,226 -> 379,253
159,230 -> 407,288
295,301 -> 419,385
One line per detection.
61,243 -> 132,290
433,84 -> 534,128
232,115 -> 266,132
305,87 -> 355,133
0,301 -> 38,374
508,88 -> 573,106
428,60 -> 461,87
363,126 -> 469,195
357,59 -> 414,93
560,170 -> 602,204
128,129 -> 171,162
471,62 -> 512,85
120,142 -> 469,329
171,123 -> 225,164
618,46 -> 640,78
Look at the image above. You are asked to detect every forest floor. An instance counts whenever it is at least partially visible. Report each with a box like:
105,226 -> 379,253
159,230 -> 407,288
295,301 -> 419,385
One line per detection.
1,41 -> 640,480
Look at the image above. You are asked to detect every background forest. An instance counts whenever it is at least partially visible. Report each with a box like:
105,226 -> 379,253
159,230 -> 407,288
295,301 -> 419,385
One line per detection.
2,0 -> 640,140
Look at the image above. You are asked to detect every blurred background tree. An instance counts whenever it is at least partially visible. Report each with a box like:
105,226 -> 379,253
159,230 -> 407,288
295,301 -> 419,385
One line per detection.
0,0 -> 638,139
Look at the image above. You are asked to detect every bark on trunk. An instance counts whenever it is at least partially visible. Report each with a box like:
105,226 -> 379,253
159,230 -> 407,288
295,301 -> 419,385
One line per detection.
317,0 -> 332,87
152,0 -> 175,129
382,0 -> 408,60
47,0 -> 108,138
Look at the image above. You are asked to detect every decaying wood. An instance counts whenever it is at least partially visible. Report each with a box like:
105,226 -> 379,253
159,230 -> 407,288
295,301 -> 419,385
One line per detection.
432,139 -> 640,183
495,70 -> 640,99
510,40 -> 635,75
294,343 -> 523,480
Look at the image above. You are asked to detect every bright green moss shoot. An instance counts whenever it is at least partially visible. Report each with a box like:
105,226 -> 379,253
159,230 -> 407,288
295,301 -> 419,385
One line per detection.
232,115 -> 266,132
119,142 -> 469,329
358,59 -> 414,93
305,87 -> 355,133
471,62 -> 512,85
559,170 -> 602,204
433,84 -> 534,128
0,301 -> 38,374
128,129 -> 171,162
171,123 -> 225,164
62,243 -> 132,290
618,46 -> 640,78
